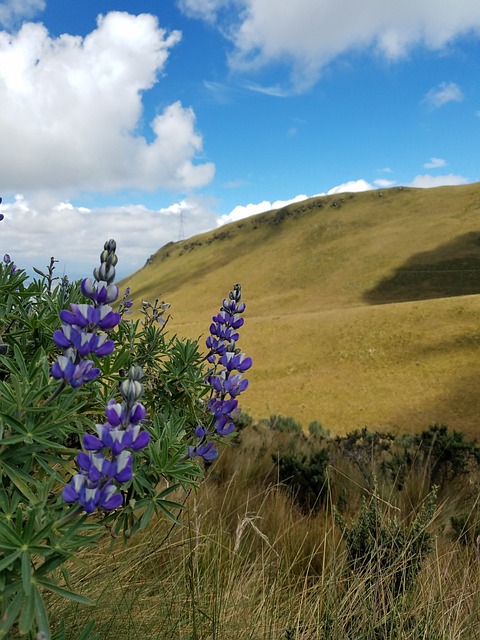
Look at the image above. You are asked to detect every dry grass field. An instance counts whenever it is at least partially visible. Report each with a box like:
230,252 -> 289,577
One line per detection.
122,182 -> 480,437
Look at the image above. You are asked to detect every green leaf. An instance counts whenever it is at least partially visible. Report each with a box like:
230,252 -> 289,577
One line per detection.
0,411 -> 29,434
0,592 -> 24,639
0,462 -> 39,503
76,620 -> 98,640
18,587 -> 35,635
0,553 -> 22,575
21,550 -> 32,595
33,584 -> 50,639
0,518 -> 23,548
139,502 -> 155,530
35,576 -> 95,606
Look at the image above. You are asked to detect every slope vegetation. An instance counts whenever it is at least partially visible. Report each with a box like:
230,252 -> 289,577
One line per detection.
122,183 -> 480,436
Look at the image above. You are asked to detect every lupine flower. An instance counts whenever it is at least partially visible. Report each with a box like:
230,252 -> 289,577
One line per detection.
117,286 -> 133,317
2,253 -> 17,273
51,239 -> 121,388
189,284 -> 251,462
0,195 -> 4,221
62,365 -> 151,513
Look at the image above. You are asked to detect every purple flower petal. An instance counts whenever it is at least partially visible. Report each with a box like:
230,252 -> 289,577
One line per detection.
83,433 -> 104,451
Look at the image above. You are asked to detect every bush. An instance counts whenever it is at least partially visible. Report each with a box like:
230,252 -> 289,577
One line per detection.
273,448 -> 329,512
384,424 -> 480,491
335,484 -> 437,597
261,414 -> 303,434
308,420 -> 331,438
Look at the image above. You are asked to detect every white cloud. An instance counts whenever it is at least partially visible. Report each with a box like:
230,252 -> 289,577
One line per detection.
179,0 -> 480,91
374,178 -> 397,188
176,0 -> 221,22
423,157 -> 447,169
424,82 -> 464,108
327,179 -> 373,195
217,194 -> 309,225
0,12 -> 214,195
410,174 -> 468,188
0,194 -> 218,280
0,0 -> 44,28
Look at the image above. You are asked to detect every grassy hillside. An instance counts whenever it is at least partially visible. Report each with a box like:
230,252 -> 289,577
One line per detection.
122,183 -> 480,436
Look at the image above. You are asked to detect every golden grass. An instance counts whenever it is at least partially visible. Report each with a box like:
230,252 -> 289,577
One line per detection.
49,426 -> 480,640
121,183 -> 480,436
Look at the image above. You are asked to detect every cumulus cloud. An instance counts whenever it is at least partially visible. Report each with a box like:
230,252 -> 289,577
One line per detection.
178,0 -> 480,91
0,0 -> 44,28
424,82 -> 464,108
217,194 -> 309,225
327,179 -> 373,195
423,157 -> 447,169
0,194 -> 218,280
0,12 -> 214,195
410,174 -> 468,188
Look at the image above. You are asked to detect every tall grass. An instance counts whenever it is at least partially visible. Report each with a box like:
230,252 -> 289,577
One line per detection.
49,425 -> 480,640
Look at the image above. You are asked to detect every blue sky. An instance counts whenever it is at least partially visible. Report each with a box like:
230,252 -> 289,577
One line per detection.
0,0 -> 479,279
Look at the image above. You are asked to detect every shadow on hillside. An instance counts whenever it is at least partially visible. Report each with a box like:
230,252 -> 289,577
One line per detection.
364,232 -> 480,304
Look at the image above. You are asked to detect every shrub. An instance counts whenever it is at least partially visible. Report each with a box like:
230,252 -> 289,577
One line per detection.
308,420 -> 331,438
334,484 -> 437,597
335,427 -> 394,489
273,448 -> 330,512
384,424 -> 480,491
262,414 -> 303,434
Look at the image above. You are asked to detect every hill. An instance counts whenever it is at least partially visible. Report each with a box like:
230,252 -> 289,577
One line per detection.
121,183 -> 480,436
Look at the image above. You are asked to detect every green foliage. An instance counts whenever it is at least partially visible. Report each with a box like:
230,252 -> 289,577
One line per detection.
234,409 -> 254,431
0,257 -> 226,639
273,448 -> 329,512
335,485 -> 437,597
450,511 -> 480,546
335,427 -> 395,489
415,424 -> 480,484
384,424 -> 480,490
308,420 -> 331,438
261,414 -> 303,434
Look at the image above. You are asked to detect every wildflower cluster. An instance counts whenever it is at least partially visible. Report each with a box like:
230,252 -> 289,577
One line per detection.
0,217 -> 252,638
189,284 -> 252,461
51,239 -> 121,388
62,365 -> 150,513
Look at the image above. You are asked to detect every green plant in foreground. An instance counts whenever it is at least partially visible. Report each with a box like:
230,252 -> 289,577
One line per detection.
335,484 -> 437,598
0,224 -> 251,638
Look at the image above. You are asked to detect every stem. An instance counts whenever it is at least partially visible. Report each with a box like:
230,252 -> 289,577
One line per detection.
43,379 -> 66,406
53,504 -> 84,528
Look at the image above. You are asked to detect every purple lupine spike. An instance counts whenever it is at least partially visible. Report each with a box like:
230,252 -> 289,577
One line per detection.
62,364 -> 150,514
190,284 -> 251,462
51,240 -> 121,388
